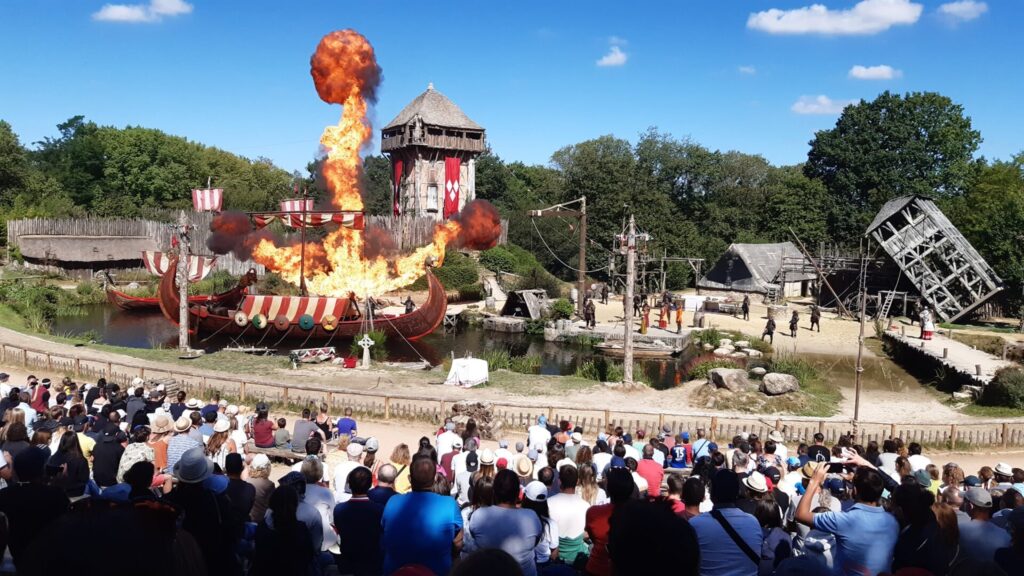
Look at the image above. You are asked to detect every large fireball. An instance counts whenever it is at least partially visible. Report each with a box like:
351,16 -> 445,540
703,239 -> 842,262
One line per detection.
215,29 -> 501,297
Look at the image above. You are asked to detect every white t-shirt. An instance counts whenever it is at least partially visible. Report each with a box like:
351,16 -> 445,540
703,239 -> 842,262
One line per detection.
303,483 -> 339,551
908,454 -> 932,472
452,450 -> 470,478
547,492 -> 590,539
332,461 -> 364,502
774,443 -> 789,462
291,460 -> 330,483
623,445 -> 641,462
230,430 -> 248,457
631,471 -> 649,495
436,431 -> 460,458
495,448 -> 514,464
528,425 -> 551,451
592,453 -> 612,480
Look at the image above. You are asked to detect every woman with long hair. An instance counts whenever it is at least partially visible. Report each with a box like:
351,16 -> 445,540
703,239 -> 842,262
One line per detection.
891,481 -> 956,574
463,418 -> 480,443
250,404 -> 276,448
205,419 -> 236,470
389,443 -> 412,493
251,482 -> 315,576
461,475 -> 494,526
314,402 -> 332,439
577,463 -> 607,505
0,409 -> 25,443
47,430 -> 90,497
754,498 -> 792,575
575,445 -> 593,469
895,456 -> 913,480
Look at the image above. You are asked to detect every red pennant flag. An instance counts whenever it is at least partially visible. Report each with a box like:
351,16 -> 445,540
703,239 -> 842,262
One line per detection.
443,157 -> 460,219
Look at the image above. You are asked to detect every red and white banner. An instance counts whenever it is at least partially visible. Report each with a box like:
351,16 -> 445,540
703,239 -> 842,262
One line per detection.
443,157 -> 461,219
251,212 -> 365,230
280,198 -> 315,213
141,251 -> 217,282
392,158 -> 403,217
191,188 -> 224,212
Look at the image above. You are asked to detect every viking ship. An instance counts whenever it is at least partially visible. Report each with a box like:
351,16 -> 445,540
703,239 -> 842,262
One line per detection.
105,251 -> 219,312
157,259 -> 447,342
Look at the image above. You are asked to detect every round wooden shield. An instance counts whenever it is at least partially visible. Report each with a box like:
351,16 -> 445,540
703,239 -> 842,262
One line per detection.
198,306 -> 209,318
321,314 -> 337,331
251,313 -> 267,329
274,314 -> 290,330
233,311 -> 248,327
299,314 -> 315,331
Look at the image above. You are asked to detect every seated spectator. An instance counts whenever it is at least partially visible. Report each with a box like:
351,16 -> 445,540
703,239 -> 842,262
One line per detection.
547,464 -> 590,565
333,466 -> 384,576
451,549 -> 526,576
585,467 -> 636,576
247,454 -> 275,523
299,455 -> 338,553
959,486 -> 1010,565
521,481 -> 560,567
251,479 -> 315,576
337,406 -> 358,438
224,453 -> 255,521
45,431 -> 90,498
636,444 -> 664,497
166,416 -> 201,473
0,448 -> 70,568
795,461 -> 898,576
608,498 -> 699,576
92,426 -> 126,488
274,418 -> 291,449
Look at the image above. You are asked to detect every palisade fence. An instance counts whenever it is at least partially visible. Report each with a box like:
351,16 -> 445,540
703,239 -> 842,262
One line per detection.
1,340 -> 1021,449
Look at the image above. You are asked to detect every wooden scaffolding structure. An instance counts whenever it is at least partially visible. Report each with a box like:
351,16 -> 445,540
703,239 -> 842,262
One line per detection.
866,195 -> 1004,323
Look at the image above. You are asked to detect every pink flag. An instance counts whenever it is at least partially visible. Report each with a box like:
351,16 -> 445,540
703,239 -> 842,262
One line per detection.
191,188 -> 223,212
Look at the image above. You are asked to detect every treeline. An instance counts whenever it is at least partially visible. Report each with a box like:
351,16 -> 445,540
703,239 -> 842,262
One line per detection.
0,115 -> 296,224
3,91 -> 1023,312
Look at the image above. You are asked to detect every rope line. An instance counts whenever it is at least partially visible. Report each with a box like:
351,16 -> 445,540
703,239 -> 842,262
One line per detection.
530,218 -> 606,274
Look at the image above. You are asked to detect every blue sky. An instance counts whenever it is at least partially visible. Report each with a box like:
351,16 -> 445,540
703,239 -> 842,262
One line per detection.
1,0 -> 1018,175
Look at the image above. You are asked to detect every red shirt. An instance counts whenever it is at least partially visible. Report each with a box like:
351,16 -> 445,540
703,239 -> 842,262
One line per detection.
252,418 -> 274,447
585,503 -> 615,576
636,459 -> 665,497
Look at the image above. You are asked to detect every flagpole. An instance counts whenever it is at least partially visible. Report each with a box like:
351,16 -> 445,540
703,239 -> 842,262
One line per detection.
299,186 -> 308,297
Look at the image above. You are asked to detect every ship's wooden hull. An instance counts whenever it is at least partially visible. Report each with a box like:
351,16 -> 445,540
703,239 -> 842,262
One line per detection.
157,262 -> 446,342
106,287 -> 236,312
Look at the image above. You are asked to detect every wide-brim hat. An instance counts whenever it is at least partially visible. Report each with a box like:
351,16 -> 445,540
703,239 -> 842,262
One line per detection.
743,471 -> 769,494
768,431 -> 785,443
995,462 -> 1013,476
174,416 -> 191,433
516,457 -> 533,477
480,449 -> 496,466
185,398 -> 202,410
151,414 -> 174,434
213,419 -> 230,433
174,447 -> 213,484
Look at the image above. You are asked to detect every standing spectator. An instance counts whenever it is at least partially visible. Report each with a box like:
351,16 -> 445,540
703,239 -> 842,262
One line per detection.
585,467 -> 636,576
995,507 -> 1024,574
637,445 -> 665,496
755,499 -> 792,575
436,421 -> 459,457
666,474 -> 687,515
0,448 -> 69,568
669,432 -> 692,468
251,480 -> 315,576
452,451 -> 479,505
369,463 -> 399,506
381,456 -> 464,575
681,476 -> 705,520
247,454 -> 275,523
806,433 -> 830,463
529,416 -> 552,452
795,462 -> 898,576
275,472 -> 324,553
300,455 -> 338,553
907,442 -> 932,471
389,443 -> 412,494
440,438 -> 462,479
224,453 -> 256,522
691,469 -> 763,576
333,466 -> 384,576
464,469 -> 543,576
522,481 -> 560,568
959,486 -> 1010,564
890,482 -> 952,574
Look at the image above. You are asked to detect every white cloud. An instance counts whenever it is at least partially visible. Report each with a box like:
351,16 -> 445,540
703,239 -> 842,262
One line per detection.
849,64 -> 902,79
93,0 -> 192,23
748,0 -> 923,35
938,1 -> 988,22
597,45 -> 627,67
738,65 -> 757,75
608,36 -> 629,46
791,95 -> 858,115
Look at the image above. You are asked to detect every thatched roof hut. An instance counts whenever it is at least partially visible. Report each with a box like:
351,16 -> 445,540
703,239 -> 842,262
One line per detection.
17,235 -> 159,265
698,242 -> 815,296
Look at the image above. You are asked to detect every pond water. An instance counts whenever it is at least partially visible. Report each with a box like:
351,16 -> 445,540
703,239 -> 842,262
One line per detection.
52,305 -> 923,392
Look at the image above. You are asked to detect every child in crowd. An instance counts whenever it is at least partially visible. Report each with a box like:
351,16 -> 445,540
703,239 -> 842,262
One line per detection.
274,418 -> 291,450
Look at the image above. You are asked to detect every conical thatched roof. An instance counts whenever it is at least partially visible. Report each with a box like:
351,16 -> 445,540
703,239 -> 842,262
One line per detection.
384,84 -> 482,131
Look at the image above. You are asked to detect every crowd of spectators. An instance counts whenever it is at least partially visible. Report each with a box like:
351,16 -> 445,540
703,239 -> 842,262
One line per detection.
0,370 -> 1023,575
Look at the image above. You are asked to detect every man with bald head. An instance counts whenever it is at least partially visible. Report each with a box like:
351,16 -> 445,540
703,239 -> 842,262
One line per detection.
381,455 -> 463,575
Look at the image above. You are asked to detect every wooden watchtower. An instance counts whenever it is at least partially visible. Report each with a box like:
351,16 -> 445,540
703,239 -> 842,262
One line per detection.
867,195 -> 1004,323
381,83 -> 486,220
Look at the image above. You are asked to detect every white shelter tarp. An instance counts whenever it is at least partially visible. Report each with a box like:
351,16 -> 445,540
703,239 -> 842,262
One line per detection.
445,358 -> 489,388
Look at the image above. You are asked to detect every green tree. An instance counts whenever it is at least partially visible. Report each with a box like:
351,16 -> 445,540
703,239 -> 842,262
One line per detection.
361,155 -> 393,215
763,165 -> 828,245
805,91 -> 982,242
0,120 -> 28,203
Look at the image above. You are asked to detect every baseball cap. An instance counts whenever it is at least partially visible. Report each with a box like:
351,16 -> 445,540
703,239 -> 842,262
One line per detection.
346,443 -> 364,458
497,457 -> 508,470
787,457 -> 801,468
964,475 -> 982,487
445,422 -> 455,431
466,451 -> 479,473
524,481 -> 548,502
965,487 -> 992,508
571,432 -> 582,443
681,432 -> 690,441
452,438 -> 463,449
515,441 -> 525,452
498,439 -> 508,448
364,437 -> 379,453
913,469 -> 932,489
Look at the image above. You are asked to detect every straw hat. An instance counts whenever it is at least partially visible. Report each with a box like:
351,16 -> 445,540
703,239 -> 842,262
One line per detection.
174,416 -> 191,433
151,414 -> 173,434
515,456 -> 534,477
213,419 -> 230,433
743,471 -> 769,494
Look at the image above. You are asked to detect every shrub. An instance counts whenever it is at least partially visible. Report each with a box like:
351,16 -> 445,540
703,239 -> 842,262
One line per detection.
693,328 -> 726,347
479,349 -> 511,371
479,246 -> 519,274
514,266 -> 564,298
549,298 -> 574,320
348,330 -> 388,361
524,319 -> 546,335
770,353 -> 821,386
574,357 -> 646,384
508,355 -> 541,374
980,368 -> 1024,409
686,357 -> 741,381
75,282 -> 94,297
410,251 -> 479,291
189,270 -> 237,295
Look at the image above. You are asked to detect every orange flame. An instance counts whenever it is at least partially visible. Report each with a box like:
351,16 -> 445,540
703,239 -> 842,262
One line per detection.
246,30 -> 501,297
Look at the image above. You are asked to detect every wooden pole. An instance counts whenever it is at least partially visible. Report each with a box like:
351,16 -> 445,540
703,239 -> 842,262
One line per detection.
299,192 -> 308,297
623,215 -> 637,385
853,246 -> 867,429
578,196 -> 587,318
177,210 -> 191,353
789,228 -> 851,317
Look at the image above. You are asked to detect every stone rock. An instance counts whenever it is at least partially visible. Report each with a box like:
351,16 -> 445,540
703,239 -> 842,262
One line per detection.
713,348 -> 731,357
743,348 -> 763,358
750,367 -> 767,377
723,345 -> 736,352
718,338 -> 733,347
734,340 -> 750,348
952,391 -> 973,400
708,368 -> 752,392
730,352 -> 748,359
450,401 -> 505,440
760,373 -> 800,396
703,343 -> 714,351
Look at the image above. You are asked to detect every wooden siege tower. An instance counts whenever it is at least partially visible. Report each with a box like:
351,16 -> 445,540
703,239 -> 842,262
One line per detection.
866,195 -> 1004,323
381,83 -> 486,221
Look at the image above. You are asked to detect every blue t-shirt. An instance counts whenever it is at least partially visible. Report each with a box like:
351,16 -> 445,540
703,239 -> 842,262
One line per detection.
813,503 -> 898,576
669,445 -> 689,468
334,498 -> 384,575
958,517 -> 1011,564
382,491 -> 463,576
464,506 -> 543,576
690,507 -> 763,576
337,417 -> 357,437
